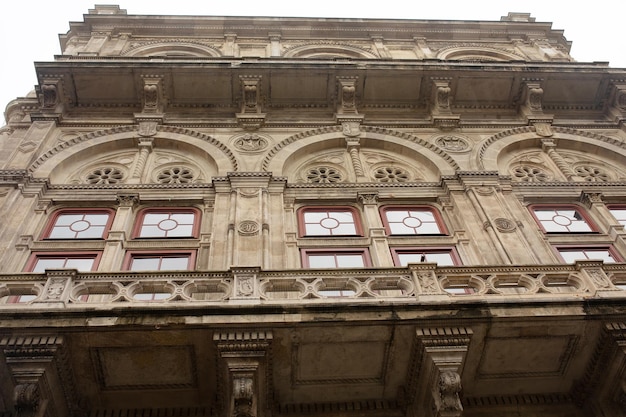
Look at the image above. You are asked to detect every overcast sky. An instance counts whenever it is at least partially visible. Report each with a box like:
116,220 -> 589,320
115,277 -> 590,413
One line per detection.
2,1 -> 625,119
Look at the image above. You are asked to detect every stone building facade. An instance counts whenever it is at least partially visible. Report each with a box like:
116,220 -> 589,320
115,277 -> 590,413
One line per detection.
1,5 -> 626,417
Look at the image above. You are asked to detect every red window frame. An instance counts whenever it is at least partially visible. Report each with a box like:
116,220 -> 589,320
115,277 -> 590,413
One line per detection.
390,247 -> 460,266
25,252 -> 102,272
132,207 -> 201,239
300,248 -> 371,268
297,206 -> 363,237
123,251 -> 196,271
380,206 -> 448,236
555,245 -> 621,264
529,205 -> 598,233
41,208 -> 115,240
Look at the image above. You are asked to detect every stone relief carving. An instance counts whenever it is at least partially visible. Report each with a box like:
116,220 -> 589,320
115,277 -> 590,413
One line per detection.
85,166 -> 126,184
434,134 -> 469,152
438,370 -> 463,412
493,218 -> 517,233
232,133 -> 269,152
156,166 -> 195,184
573,165 -> 612,182
41,84 -> 58,108
236,275 -> 256,297
527,87 -> 544,111
305,166 -> 344,183
342,121 -> 361,138
510,164 -> 553,182
372,166 -> 411,183
68,152 -> 136,185
362,151 -> 423,182
233,376 -> 255,417
293,151 -> 348,183
560,150 -> 625,181
238,220 -> 260,236
138,120 -> 159,137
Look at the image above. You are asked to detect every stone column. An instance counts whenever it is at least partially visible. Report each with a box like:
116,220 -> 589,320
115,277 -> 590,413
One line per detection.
541,139 -> 577,180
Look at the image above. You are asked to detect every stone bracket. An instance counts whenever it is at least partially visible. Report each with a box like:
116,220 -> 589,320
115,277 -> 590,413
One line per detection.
406,327 -> 473,417
214,331 -> 273,417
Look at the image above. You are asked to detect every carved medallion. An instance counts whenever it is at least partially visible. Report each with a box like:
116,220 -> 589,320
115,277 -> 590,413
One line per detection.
238,220 -> 260,235
434,135 -> 469,152
493,218 -> 517,233
232,133 -> 269,152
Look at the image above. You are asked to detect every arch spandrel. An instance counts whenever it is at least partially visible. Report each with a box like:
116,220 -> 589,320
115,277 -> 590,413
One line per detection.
123,41 -> 221,57
283,43 -> 378,59
479,127 -> 626,179
262,127 -> 458,183
29,126 -> 237,184
436,46 -> 524,62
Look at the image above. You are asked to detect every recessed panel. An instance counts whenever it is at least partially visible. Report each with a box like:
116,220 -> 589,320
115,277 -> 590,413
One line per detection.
93,345 -> 196,389
478,336 -> 577,378
295,341 -> 386,384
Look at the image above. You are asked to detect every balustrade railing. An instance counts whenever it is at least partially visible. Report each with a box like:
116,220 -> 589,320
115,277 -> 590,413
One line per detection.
0,261 -> 624,308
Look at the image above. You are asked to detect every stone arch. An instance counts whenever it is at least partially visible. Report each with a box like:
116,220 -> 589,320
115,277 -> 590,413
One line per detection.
437,45 -> 523,62
123,41 -> 221,57
262,126 -> 458,182
29,126 -> 237,184
478,126 -> 626,178
283,43 -> 378,59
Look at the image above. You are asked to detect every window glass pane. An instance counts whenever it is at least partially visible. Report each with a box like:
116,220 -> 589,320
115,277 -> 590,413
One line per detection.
143,213 -> 169,223
159,256 -> 190,270
83,214 -> 110,226
396,251 -> 456,266
130,257 -> 161,271
49,212 -> 110,239
534,208 -> 592,232
64,258 -> 95,271
170,213 -> 195,224
307,254 -> 337,268
385,208 -> 442,235
304,224 -> 331,236
55,214 -> 84,226
139,225 -> 165,237
166,225 -> 194,237
389,223 -> 412,235
559,249 -> 615,263
559,250 -> 585,263
424,252 -> 455,266
48,227 -> 78,239
333,223 -> 357,235
139,211 -> 196,238
304,212 -> 326,223
330,211 -> 354,223
385,210 -> 408,222
336,254 -> 365,268
33,258 -> 67,272
33,257 -> 95,272
76,225 -> 106,239
582,250 -> 616,263
397,253 -> 426,266
610,209 -> 626,225
302,209 -> 357,236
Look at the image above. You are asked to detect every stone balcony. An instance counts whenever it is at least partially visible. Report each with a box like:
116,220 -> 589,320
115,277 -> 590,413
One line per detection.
1,261 -> 624,311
